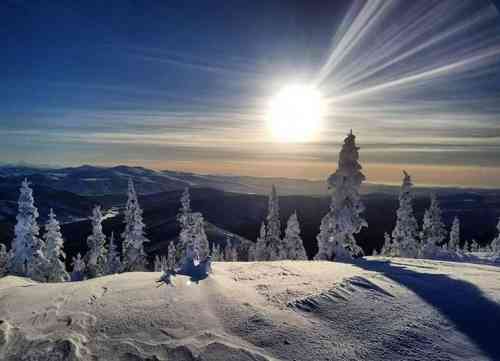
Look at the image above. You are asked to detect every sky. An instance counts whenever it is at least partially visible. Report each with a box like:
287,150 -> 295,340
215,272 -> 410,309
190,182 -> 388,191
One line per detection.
2,0 -> 500,187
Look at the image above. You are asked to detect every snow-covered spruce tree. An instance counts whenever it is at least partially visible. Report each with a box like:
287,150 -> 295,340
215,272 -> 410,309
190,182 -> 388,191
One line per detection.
461,240 -> 472,253
0,244 -> 8,277
105,232 -> 122,275
43,209 -> 69,282
153,255 -> 162,272
380,232 -> 393,256
210,243 -> 222,261
167,241 -> 177,270
9,179 -> 49,280
420,194 -> 447,258
192,213 -> 210,263
470,239 -> 479,252
154,255 -> 168,272
255,223 -> 267,261
247,243 -> 256,261
449,216 -> 461,252
481,243 -> 492,253
283,212 -> 308,260
178,188 -> 194,263
177,189 -> 210,266
491,218 -> 500,255
224,237 -> 232,261
265,185 -> 286,260
122,178 -> 150,272
85,205 -> 108,278
391,171 -> 419,258
71,253 -> 86,281
224,236 -> 238,262
315,131 -> 367,261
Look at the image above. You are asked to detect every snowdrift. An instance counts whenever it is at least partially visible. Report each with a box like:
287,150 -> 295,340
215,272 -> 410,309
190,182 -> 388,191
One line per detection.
1,259 -> 500,360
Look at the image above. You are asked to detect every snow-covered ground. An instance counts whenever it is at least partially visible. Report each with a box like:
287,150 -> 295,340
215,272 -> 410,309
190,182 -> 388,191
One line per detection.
1,258 -> 500,360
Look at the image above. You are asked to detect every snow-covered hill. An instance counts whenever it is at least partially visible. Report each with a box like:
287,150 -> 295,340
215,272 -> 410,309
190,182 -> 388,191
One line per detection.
1,258 -> 499,360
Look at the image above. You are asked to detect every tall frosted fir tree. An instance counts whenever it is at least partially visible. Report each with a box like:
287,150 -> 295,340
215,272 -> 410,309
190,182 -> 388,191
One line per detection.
283,212 -> 308,260
255,223 -> 267,261
9,179 -> 48,279
105,232 -> 122,275
210,243 -> 223,261
315,131 -> 367,261
491,218 -> 500,255
167,241 -> 177,270
420,194 -> 447,258
449,216 -> 461,252
71,253 -> 86,281
391,171 -> 419,258
247,243 -> 256,261
122,178 -> 149,271
0,244 -> 8,277
224,236 -> 238,262
85,205 -> 108,278
43,209 -> 69,282
262,185 -> 286,260
381,232 -> 393,256
177,188 -> 210,266
192,213 -> 210,263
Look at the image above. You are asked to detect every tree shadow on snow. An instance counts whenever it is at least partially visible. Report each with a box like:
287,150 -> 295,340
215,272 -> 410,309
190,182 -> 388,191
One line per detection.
354,258 -> 500,360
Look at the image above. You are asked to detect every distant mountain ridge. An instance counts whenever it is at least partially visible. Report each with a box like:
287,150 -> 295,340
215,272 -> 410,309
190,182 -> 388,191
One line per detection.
0,164 -> 333,196
2,164 -> 496,197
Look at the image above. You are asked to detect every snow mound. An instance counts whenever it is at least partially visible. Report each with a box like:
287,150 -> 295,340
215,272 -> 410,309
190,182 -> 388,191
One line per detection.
288,276 -> 394,312
1,259 -> 500,360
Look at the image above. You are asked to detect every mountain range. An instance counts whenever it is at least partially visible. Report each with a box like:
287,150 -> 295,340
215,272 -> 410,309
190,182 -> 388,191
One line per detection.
0,164 -> 499,265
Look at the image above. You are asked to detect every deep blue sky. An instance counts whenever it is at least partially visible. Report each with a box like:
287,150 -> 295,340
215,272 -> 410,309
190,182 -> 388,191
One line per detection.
2,0 -> 500,187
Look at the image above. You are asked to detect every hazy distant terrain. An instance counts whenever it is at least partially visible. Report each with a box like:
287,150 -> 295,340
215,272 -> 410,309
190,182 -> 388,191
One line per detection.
0,164 -> 419,196
0,165 -> 499,263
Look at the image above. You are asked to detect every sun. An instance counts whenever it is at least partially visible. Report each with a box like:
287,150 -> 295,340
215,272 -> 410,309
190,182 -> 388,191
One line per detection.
267,84 -> 324,142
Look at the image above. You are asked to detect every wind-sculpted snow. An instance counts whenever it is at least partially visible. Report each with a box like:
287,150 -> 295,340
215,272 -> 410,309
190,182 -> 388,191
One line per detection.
288,276 -> 394,313
1,259 -> 500,360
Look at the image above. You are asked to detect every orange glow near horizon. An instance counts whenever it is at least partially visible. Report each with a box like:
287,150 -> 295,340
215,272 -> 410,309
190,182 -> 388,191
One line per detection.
93,159 -> 500,189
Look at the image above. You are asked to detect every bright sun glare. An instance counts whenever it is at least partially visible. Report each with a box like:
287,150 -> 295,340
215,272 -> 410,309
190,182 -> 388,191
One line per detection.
267,84 -> 324,142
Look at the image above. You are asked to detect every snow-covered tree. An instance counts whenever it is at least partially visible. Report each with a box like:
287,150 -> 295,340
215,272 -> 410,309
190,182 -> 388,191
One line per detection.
210,243 -> 223,261
265,185 -> 285,260
8,179 -> 48,280
154,255 -> 161,272
122,178 -> 149,272
154,255 -> 167,272
193,213 -> 210,262
420,194 -> 447,258
167,241 -> 177,270
381,232 -> 393,256
177,189 -> 210,267
449,216 -> 461,252
470,239 -> 479,252
85,205 -> 108,278
105,232 -> 122,275
315,131 -> 367,261
391,171 -> 419,258
480,243 -> 492,253
247,243 -> 256,262
283,212 -> 307,260
491,218 -> 500,255
0,244 -> 8,277
71,253 -> 86,281
224,236 -> 238,262
255,223 -> 267,261
43,209 -> 69,282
